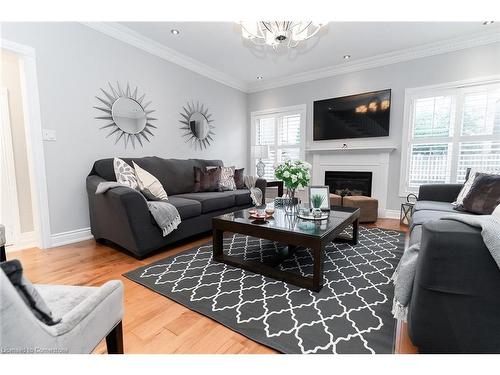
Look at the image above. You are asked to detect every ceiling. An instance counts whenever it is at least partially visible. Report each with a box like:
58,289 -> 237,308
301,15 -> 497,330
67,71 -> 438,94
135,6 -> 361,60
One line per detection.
117,22 -> 499,91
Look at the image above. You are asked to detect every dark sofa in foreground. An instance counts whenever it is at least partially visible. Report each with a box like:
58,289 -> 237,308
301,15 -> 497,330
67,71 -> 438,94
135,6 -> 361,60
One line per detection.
86,157 -> 266,258
407,183 -> 500,353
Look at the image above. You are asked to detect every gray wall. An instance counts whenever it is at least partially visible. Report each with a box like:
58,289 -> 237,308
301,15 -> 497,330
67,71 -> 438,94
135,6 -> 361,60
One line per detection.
1,22 -> 248,235
248,42 -> 500,211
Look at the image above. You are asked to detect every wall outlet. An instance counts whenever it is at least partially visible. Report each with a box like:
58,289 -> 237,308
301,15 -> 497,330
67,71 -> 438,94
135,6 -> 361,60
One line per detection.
42,129 -> 57,141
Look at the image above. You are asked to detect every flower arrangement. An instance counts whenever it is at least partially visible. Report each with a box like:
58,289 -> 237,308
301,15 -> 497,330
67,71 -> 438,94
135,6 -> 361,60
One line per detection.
274,160 -> 312,198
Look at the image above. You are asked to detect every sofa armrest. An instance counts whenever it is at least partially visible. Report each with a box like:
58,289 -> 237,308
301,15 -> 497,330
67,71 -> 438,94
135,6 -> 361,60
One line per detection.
86,175 -> 153,256
417,183 -> 463,203
255,178 -> 267,202
408,219 -> 500,352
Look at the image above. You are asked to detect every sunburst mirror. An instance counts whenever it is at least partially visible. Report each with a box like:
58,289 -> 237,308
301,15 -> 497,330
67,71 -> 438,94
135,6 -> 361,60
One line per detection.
94,82 -> 157,149
179,101 -> 215,150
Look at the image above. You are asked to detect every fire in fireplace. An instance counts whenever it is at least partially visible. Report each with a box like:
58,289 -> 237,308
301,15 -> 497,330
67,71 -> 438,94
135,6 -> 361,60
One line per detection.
324,171 -> 373,197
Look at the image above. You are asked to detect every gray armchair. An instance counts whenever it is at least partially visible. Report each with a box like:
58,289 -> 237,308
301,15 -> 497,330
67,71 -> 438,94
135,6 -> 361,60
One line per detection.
0,269 -> 124,354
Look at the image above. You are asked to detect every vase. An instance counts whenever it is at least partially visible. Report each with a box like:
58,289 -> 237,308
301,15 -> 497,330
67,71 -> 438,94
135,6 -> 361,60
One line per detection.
284,189 -> 299,216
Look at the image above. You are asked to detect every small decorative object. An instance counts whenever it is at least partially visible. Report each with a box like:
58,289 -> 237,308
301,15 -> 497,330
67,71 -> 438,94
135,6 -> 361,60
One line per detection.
179,101 -> 215,150
310,193 -> 325,218
265,207 -> 275,216
275,160 -> 312,216
400,193 -> 417,225
94,82 -> 157,149
309,186 -> 330,211
252,145 -> 270,178
297,211 -> 329,221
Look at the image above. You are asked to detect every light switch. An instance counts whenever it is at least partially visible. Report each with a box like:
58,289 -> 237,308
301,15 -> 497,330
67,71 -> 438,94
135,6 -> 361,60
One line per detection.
42,129 -> 57,141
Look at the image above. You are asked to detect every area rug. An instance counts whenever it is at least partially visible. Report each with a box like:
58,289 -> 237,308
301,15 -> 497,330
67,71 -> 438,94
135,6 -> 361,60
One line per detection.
124,226 -> 405,354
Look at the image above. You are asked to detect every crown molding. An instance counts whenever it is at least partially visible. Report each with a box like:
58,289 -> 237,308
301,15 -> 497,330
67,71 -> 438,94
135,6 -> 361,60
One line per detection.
247,30 -> 500,93
81,22 -> 248,92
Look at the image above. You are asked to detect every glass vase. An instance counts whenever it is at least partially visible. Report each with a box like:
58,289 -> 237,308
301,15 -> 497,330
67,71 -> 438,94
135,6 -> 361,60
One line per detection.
284,189 -> 299,216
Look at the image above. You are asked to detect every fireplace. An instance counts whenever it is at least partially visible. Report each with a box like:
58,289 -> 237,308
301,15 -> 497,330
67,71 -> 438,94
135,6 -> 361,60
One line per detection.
325,171 -> 373,197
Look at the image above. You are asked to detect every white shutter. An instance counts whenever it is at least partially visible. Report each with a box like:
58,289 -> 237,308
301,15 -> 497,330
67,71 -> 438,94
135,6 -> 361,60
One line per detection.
404,82 -> 500,192
252,109 -> 304,180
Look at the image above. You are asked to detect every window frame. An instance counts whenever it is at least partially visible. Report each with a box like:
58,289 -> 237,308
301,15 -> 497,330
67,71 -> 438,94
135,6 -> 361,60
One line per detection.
250,104 -> 307,181
399,76 -> 500,197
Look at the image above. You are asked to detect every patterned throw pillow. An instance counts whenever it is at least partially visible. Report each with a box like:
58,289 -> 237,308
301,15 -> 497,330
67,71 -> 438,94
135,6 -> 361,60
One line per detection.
454,168 -> 500,206
460,173 -> 500,214
234,168 -> 245,189
194,167 -> 221,192
133,162 -> 168,201
219,166 -> 236,191
113,158 -> 138,189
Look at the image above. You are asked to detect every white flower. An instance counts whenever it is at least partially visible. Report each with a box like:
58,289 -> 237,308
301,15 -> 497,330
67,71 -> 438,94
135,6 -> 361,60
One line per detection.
291,174 -> 298,183
297,172 -> 303,179
283,171 -> 290,178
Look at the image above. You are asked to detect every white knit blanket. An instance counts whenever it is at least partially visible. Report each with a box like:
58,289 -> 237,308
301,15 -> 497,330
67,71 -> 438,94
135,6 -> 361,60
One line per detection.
244,176 -> 263,206
392,205 -> 500,321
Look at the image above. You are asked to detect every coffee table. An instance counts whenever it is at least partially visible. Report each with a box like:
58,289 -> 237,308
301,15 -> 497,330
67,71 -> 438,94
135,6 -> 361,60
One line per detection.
212,205 -> 360,292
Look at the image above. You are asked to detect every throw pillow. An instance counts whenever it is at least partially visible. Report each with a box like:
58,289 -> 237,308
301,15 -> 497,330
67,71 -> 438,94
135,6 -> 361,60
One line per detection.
234,168 -> 245,189
193,166 -> 221,192
133,162 -> 168,201
460,173 -> 500,215
0,259 -> 61,326
453,168 -> 500,206
113,157 -> 138,189
219,166 -> 236,191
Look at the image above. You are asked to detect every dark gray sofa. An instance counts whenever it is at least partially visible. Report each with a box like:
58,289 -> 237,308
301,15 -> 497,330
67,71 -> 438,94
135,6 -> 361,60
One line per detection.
86,157 -> 266,258
407,183 -> 500,353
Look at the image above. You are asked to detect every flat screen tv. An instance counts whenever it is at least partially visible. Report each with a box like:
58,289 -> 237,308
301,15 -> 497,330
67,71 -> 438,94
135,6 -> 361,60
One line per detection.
313,89 -> 391,141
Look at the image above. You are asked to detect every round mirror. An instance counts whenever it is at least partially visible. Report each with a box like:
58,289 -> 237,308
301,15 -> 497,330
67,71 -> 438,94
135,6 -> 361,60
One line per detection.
111,97 -> 147,134
189,112 -> 209,139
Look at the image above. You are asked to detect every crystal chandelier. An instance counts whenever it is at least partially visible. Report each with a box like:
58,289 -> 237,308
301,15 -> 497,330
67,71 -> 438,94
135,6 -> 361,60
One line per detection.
239,21 -> 326,50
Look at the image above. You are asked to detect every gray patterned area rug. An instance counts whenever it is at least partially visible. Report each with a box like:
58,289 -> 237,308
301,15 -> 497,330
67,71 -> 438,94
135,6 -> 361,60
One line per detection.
124,227 -> 405,354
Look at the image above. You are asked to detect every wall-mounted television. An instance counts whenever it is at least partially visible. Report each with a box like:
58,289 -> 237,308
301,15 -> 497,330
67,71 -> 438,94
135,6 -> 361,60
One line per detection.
313,89 -> 391,141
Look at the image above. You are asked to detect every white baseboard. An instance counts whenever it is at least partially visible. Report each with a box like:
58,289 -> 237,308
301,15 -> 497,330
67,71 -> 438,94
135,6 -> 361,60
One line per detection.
5,231 -> 37,252
382,209 -> 400,220
50,227 -> 93,248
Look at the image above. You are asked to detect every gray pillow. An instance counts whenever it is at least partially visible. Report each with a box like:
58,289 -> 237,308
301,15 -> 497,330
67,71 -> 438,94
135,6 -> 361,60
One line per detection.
459,173 -> 500,215
0,259 -> 61,326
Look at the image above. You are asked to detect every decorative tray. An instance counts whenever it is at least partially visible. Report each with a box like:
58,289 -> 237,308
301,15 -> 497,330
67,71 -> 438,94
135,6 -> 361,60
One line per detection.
297,212 -> 330,221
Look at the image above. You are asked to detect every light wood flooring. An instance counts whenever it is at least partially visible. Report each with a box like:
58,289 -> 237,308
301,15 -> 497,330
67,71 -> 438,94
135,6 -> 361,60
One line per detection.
7,218 -> 417,354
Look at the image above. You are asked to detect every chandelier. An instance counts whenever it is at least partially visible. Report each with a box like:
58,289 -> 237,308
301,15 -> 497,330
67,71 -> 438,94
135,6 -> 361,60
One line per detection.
239,21 -> 326,50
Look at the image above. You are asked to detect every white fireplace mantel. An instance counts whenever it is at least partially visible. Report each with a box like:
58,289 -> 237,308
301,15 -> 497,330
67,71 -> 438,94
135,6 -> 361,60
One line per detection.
309,146 -> 397,218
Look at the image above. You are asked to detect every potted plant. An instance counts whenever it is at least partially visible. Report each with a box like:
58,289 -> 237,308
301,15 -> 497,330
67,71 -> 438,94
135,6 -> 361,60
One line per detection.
310,194 -> 325,218
274,160 -> 311,215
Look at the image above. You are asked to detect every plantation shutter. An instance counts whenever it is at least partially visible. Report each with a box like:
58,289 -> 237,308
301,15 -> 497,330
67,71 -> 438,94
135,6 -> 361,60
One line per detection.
404,82 -> 500,192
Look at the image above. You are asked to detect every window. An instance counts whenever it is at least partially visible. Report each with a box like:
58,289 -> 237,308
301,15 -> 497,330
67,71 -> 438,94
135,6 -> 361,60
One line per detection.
401,80 -> 500,194
251,105 -> 306,180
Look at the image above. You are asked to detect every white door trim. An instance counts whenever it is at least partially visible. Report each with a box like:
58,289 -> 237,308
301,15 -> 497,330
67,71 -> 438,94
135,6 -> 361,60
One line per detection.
0,87 -> 21,246
1,39 -> 52,249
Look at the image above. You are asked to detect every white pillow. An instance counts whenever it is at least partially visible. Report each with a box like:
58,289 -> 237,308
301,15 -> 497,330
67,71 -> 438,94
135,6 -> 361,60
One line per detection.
113,158 -> 138,189
133,162 -> 168,201
453,168 -> 500,206
219,166 -> 236,191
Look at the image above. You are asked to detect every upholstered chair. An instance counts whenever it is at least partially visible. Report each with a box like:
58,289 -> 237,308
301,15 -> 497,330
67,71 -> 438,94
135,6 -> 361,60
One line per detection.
0,270 -> 124,354
0,224 -> 5,262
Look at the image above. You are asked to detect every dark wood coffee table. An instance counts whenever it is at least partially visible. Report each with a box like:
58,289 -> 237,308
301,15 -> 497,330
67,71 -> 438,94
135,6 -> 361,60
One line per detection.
212,205 -> 360,292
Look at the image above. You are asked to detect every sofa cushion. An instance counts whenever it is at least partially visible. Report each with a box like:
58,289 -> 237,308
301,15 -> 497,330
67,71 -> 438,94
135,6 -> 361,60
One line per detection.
167,196 -> 202,219
409,224 -> 422,247
233,189 -> 252,206
176,191 -> 236,213
413,201 -> 456,213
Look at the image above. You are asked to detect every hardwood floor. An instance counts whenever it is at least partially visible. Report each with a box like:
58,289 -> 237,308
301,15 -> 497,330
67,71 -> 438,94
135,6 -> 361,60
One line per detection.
7,219 -> 417,354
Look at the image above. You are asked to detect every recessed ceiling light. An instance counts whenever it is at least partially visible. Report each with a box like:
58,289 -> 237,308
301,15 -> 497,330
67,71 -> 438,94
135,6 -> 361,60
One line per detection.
343,55 -> 351,60
482,21 -> 494,25
257,76 -> 263,80
170,29 -> 180,35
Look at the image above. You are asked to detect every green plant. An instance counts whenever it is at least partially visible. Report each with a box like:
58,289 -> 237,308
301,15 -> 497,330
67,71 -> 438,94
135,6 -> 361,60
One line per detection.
311,194 -> 325,209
